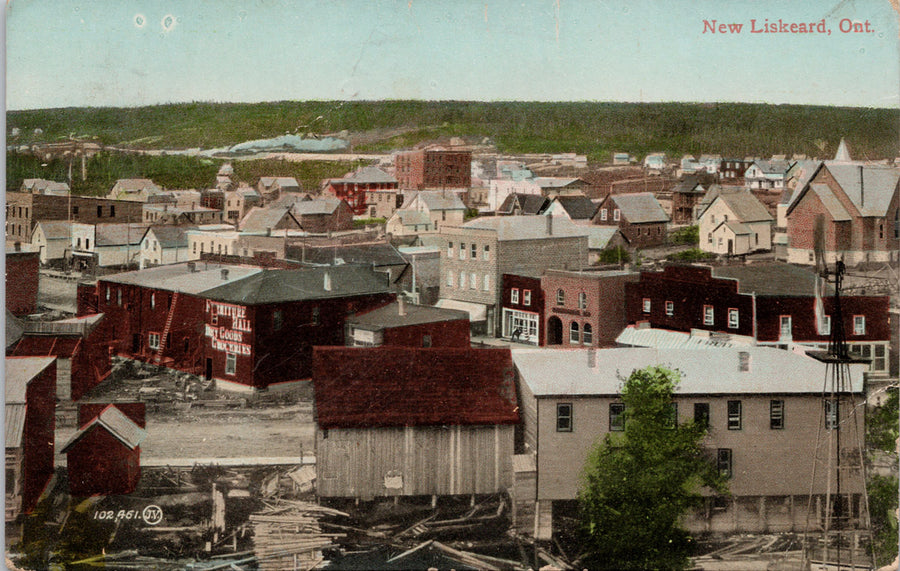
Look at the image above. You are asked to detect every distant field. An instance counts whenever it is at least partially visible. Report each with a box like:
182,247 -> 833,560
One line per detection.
8,100 -> 900,161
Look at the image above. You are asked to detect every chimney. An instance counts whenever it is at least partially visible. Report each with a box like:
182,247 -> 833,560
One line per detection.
546,215 -> 553,236
187,261 -> 196,273
588,348 -> 597,369
14,241 -> 21,252
221,268 -> 229,280
398,296 -> 407,316
266,227 -> 272,237
858,165 -> 864,207
323,271 -> 332,291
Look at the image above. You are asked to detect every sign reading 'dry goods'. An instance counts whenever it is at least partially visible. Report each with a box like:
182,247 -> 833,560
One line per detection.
205,301 -> 252,355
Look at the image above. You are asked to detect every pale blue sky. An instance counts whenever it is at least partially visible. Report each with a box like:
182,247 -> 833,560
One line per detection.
6,0 -> 900,110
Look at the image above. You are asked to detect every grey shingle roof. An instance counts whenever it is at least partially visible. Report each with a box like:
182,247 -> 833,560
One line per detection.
513,346 -> 864,397
751,160 -> 792,175
392,210 -> 432,227
460,215 -> 589,240
95,224 -> 150,247
348,302 -> 468,330
239,206 -> 300,231
608,192 -> 669,223
297,243 -> 407,267
417,191 -> 466,212
717,191 -> 773,223
61,405 -> 148,452
145,225 -> 194,249
290,198 -> 342,216
497,193 -> 549,215
717,220 -> 752,235
34,220 -> 72,240
824,162 -> 900,216
101,262 -> 264,294
552,195 -> 598,220
201,265 -> 391,305
711,262 -> 828,296
6,356 -> 56,403
340,166 -> 397,184
810,184 -> 852,221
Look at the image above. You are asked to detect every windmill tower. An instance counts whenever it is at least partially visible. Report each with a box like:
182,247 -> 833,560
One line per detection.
801,216 -> 874,570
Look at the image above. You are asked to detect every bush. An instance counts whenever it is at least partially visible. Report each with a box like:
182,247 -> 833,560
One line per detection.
670,225 -> 699,245
595,246 -> 631,265
666,248 -> 715,262
353,217 -> 386,228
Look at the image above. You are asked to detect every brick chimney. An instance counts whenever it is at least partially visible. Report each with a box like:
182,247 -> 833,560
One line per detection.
221,268 -> 229,280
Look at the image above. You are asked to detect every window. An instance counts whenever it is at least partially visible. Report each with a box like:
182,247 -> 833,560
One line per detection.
694,403 -> 710,429
818,315 -> 832,336
447,271 -> 454,287
853,315 -> 866,335
422,335 -> 432,348
613,209 -> 621,221
717,449 -> 733,479
312,306 -> 320,326
483,274 -> 490,291
85,239 -> 90,249
76,237 -> 82,249
825,399 -> 839,430
483,244 -> 490,261
151,293 -> 156,310
582,323 -> 593,345
727,400 -> 742,430
469,272 -> 477,290
471,243 -> 477,259
105,287 -> 111,302
273,310 -> 283,331
570,322 -> 580,343
225,352 -> 237,375
850,344 -> 888,372
642,298 -> 651,313
193,242 -> 198,254
609,403 -> 625,431
148,332 -> 160,350
707,233 -> 713,244
579,292 -> 587,310
780,315 -> 792,338
110,205 -> 115,217
511,288 -> 520,304
523,290 -> 532,306
556,289 -> 565,306
459,242 -> 466,260
703,305 -> 714,325
117,289 -> 122,306
728,308 -> 739,329
770,400 -> 784,430
459,272 -> 466,288
600,209 -> 608,221
447,242 -> 453,257
97,205 -> 103,217
665,300 -> 674,316
557,403 -> 573,432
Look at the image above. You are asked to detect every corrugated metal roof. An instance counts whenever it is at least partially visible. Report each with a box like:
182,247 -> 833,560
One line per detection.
6,404 -> 26,448
5,356 -> 55,403
810,184 -> 852,221
202,264 -> 391,305
61,405 -> 148,453
513,346 -> 865,397
616,326 -> 748,349
609,192 -> 670,223
460,215 -> 589,241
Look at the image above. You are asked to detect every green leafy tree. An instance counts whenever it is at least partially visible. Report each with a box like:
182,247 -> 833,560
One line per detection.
595,246 -> 631,265
867,386 -> 898,453
578,366 -> 727,570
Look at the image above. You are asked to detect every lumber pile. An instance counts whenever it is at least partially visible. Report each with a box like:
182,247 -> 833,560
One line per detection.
249,499 -> 348,571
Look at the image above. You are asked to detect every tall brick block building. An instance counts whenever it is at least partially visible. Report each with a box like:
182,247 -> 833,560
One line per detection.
395,148 -> 472,190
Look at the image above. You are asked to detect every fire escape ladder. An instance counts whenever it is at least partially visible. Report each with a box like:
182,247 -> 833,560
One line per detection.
155,292 -> 180,363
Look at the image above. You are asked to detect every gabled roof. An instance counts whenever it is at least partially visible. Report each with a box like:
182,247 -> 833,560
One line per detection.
496,193 -> 549,215
290,198 -> 343,216
416,191 -> 466,212
144,225 -> 194,249
202,265 -> 391,305
673,176 -> 705,194
391,210 -> 432,227
6,310 -> 24,349
715,220 -> 752,236
583,226 -> 626,249
534,177 -> 585,188
605,192 -> 669,223
348,302 -> 468,330
513,346 -> 865,397
239,206 -> 301,231
95,223 -> 149,247
550,194 -> 598,220
298,243 -> 407,268
713,191 -> 774,223
113,178 -> 159,192
824,163 -> 900,217
339,166 -> 397,184
5,356 -> 56,403
61,405 -> 148,452
750,160 -> 792,175
259,176 -> 300,190
313,347 -> 518,429
459,215 -> 589,240
809,184 -> 852,221
33,220 -> 71,240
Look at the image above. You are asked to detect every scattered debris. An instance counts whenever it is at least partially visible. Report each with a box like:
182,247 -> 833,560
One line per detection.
249,499 -> 348,570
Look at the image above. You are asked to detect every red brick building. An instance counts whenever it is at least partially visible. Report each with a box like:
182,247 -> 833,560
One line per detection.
500,274 -> 544,345
79,262 -> 395,391
5,246 -> 40,316
542,269 -> 638,348
61,404 -> 147,496
592,192 -> 669,248
6,356 -> 57,519
395,149 -> 472,190
346,299 -> 470,347
625,263 -> 891,375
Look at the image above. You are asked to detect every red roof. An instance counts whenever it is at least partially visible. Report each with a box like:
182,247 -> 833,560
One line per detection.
313,347 -> 519,429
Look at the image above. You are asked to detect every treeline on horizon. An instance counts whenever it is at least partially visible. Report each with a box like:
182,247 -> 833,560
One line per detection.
7,100 -> 899,162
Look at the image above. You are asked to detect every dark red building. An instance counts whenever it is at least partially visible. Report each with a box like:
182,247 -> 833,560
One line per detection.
79,261 -> 395,391
625,263 -> 891,375
322,166 -> 398,216
592,192 -> 670,248
6,246 -> 40,316
346,299 -> 470,347
10,314 -> 115,401
500,274 -> 545,345
62,404 -> 147,496
6,356 -> 57,519
395,148 -> 472,190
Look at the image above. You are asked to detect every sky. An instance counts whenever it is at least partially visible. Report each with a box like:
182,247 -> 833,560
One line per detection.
5,0 -> 900,110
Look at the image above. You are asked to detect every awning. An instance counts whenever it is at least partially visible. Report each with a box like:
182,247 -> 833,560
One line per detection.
435,299 -> 487,322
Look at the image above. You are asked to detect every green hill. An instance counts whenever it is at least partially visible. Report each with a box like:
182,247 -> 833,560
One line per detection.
8,101 -> 899,161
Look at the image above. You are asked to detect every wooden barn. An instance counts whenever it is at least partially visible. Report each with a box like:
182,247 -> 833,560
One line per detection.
61,404 -> 147,496
312,346 -> 518,500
